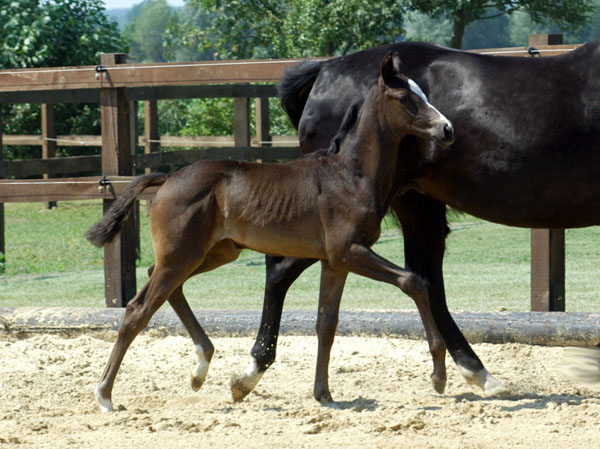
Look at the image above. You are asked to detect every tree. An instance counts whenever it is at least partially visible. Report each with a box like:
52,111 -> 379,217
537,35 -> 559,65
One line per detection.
412,0 -> 596,49
163,5 -> 215,62
122,0 -> 176,63
187,0 -> 407,58
0,0 -> 127,160
0,0 -> 124,68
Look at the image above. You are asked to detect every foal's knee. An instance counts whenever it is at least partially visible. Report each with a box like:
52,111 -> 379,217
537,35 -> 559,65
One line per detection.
401,272 -> 429,302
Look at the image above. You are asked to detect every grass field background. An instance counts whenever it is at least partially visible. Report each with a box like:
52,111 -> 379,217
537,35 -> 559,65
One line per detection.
1,201 -> 599,312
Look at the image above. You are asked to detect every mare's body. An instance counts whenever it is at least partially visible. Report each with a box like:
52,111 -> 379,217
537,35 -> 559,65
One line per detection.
241,40 -> 600,398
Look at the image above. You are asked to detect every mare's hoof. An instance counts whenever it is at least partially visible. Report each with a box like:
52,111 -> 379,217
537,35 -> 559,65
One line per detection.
463,368 -> 507,395
230,376 -> 252,402
431,375 -> 446,394
230,360 -> 264,402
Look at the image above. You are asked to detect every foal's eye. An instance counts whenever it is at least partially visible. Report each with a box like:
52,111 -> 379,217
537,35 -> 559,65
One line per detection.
397,94 -> 409,105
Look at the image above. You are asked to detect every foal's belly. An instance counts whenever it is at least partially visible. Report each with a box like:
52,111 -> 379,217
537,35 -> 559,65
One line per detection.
225,220 -> 328,260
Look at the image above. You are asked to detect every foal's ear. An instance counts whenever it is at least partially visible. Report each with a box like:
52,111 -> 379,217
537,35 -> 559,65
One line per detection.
379,52 -> 402,87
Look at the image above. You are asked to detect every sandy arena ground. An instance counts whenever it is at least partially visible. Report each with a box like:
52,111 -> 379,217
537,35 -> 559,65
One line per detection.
1,333 -> 599,448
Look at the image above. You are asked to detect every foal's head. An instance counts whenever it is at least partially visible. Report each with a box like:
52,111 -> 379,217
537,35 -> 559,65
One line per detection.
378,52 -> 454,147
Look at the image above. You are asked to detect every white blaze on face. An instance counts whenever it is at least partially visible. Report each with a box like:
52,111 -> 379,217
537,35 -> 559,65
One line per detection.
407,78 -> 451,125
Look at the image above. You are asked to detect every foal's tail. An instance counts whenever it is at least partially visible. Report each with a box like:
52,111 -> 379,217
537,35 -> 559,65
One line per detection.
85,173 -> 168,247
278,59 -> 323,129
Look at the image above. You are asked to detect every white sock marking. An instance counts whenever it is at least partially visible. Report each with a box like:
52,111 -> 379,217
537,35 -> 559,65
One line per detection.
94,384 -> 114,413
191,345 -> 210,383
458,366 -> 507,395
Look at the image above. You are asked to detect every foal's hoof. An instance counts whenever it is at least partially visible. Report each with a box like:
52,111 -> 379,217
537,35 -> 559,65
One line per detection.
189,359 -> 210,392
431,374 -> 446,394
94,385 -> 114,413
314,389 -> 335,406
190,373 -> 205,392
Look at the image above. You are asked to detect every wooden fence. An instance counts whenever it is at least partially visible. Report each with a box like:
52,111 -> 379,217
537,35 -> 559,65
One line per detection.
0,34 -> 580,310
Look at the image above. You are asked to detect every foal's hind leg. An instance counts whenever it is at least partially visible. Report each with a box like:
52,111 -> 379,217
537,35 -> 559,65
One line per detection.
95,265 -> 191,412
146,264 -> 214,392
231,256 -> 317,402
168,287 -> 214,391
166,239 -> 243,393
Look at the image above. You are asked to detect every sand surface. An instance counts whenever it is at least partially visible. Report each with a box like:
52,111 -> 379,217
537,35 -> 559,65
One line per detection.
1,333 -> 599,448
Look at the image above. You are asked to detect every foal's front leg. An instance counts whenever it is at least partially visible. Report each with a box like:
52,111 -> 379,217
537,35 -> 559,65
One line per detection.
331,243 -> 506,395
314,261 -> 348,404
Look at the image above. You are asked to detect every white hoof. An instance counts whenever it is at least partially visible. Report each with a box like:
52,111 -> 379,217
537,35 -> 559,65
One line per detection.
230,358 -> 264,402
459,367 -> 507,395
94,385 -> 114,413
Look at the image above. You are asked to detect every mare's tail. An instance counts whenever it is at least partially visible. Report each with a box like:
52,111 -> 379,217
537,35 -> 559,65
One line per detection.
278,59 -> 324,129
85,173 -> 168,247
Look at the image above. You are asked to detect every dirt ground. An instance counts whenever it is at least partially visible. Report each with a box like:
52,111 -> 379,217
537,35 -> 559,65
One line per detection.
1,332 -> 599,449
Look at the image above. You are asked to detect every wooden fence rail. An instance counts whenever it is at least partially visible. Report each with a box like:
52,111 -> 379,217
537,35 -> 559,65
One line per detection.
0,34 -> 582,310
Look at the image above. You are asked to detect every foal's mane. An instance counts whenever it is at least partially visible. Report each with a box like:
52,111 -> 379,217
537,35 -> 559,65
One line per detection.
303,101 -> 361,159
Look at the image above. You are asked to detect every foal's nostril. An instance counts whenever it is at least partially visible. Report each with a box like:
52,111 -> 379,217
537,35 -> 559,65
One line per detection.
444,123 -> 454,141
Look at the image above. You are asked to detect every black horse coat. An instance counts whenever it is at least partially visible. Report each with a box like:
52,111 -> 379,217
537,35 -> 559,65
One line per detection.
282,40 -> 600,228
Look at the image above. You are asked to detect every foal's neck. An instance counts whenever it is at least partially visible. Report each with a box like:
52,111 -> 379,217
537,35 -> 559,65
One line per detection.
337,88 -> 404,186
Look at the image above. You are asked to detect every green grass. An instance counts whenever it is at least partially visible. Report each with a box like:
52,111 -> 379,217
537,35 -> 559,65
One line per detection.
0,202 -> 599,312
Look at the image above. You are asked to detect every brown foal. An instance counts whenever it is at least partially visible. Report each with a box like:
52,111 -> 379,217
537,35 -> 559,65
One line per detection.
86,52 -> 454,412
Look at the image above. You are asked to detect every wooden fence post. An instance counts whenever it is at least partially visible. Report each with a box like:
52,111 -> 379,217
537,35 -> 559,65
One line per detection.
234,97 -> 250,148
100,53 -> 137,307
143,99 -> 159,174
527,34 -> 566,312
41,103 -> 57,209
0,106 -> 4,266
528,33 -> 563,47
531,228 -> 565,311
255,97 -> 271,147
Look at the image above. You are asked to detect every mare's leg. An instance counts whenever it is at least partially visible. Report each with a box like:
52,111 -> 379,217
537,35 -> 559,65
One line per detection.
313,261 -> 348,404
231,256 -> 317,401
393,192 -> 448,393
327,237 -> 506,395
394,192 -> 504,393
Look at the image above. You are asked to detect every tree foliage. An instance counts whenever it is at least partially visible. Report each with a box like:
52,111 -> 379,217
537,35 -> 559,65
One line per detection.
0,0 -> 124,68
0,0 -> 126,160
122,0 -> 175,62
411,0 -> 596,48
186,0 -> 407,58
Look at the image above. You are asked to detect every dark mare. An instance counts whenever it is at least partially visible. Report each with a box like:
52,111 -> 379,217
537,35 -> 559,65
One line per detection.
230,40 -> 600,402
85,53 -> 455,411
